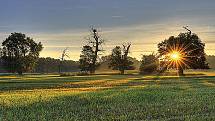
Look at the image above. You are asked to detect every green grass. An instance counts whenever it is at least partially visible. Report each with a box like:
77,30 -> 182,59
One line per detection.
0,72 -> 215,120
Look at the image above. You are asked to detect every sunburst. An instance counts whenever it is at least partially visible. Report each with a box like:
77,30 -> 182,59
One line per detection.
161,42 -> 195,70
170,51 -> 181,61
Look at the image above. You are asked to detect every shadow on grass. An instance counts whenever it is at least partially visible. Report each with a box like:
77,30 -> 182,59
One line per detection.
1,84 -> 215,121
1,73 -> 215,92
1,73 -> 215,120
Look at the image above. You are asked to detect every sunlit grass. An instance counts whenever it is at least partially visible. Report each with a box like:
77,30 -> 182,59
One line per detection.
0,71 -> 215,120
202,80 -> 215,87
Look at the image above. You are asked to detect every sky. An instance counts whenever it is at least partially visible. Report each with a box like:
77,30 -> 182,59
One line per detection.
0,0 -> 215,60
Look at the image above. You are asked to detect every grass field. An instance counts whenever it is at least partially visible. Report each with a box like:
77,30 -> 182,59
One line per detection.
1,71 -> 215,120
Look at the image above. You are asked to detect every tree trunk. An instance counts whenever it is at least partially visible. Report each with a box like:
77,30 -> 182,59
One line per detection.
59,61 -> 62,74
90,69 -> 95,74
17,71 -> 23,75
120,70 -> 125,75
58,64 -> 61,74
178,67 -> 184,76
91,30 -> 99,74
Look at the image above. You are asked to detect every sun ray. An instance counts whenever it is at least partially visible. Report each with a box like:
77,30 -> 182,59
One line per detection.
160,41 -> 195,71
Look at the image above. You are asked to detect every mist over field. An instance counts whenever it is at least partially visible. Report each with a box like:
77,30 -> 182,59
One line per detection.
0,0 -> 215,120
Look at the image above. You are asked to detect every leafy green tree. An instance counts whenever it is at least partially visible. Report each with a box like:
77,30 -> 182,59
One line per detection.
158,27 -> 209,76
1,32 -> 43,75
139,54 -> 158,74
108,43 -> 134,74
79,45 -> 95,73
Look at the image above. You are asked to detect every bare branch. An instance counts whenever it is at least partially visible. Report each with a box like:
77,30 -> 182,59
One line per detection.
183,26 -> 192,34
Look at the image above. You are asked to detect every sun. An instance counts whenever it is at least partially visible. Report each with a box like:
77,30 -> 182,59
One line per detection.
170,51 -> 181,61
159,42 -> 194,71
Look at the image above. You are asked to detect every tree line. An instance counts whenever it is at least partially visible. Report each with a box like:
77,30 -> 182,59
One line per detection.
79,27 -> 209,76
0,27 -> 211,75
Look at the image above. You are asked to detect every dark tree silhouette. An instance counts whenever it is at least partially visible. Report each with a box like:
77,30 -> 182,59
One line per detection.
79,45 -> 95,73
108,43 -> 134,74
35,57 -> 79,73
80,28 -> 104,74
1,32 -> 43,75
139,53 -> 159,74
158,27 -> 209,76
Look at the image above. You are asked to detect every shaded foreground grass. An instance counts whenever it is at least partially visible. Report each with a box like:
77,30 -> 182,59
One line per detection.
0,73 -> 215,120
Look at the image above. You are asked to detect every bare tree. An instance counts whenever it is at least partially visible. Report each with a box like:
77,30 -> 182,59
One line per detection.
59,48 -> 69,73
122,43 -> 131,61
183,26 -> 192,35
85,27 -> 105,74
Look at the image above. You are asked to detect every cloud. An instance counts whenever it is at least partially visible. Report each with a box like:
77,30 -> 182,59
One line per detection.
34,23 -> 215,60
1,22 -> 215,60
111,15 -> 124,19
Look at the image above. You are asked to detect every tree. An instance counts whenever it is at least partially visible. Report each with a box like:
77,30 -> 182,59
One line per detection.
108,43 -> 134,74
34,57 -> 79,73
158,27 -> 209,76
85,28 -> 105,74
139,53 -> 159,74
59,48 -> 69,73
1,32 -> 43,75
79,45 -> 94,73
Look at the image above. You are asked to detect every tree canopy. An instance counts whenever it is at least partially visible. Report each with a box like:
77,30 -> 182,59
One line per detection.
139,54 -> 159,74
158,29 -> 209,75
108,43 -> 134,74
79,28 -> 105,74
79,45 -> 95,73
1,32 -> 43,75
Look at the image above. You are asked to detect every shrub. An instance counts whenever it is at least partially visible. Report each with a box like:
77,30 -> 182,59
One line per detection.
139,54 -> 158,74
